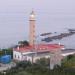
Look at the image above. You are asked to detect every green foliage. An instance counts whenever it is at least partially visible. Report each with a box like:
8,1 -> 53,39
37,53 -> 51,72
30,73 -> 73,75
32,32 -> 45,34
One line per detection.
0,48 -> 13,58
62,56 -> 75,68
0,50 -> 4,57
67,55 -> 74,60
0,55 -> 75,75
16,61 -> 32,69
18,40 -> 29,46
36,58 -> 50,67
14,71 -> 32,75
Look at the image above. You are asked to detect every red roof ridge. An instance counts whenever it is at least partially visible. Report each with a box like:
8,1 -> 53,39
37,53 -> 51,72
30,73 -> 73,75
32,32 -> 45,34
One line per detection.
13,44 -> 64,52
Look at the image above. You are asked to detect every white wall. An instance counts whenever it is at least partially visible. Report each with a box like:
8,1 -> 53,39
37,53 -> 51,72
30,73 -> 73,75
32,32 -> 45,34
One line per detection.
13,50 -> 50,62
13,51 -> 22,61
32,55 -> 50,63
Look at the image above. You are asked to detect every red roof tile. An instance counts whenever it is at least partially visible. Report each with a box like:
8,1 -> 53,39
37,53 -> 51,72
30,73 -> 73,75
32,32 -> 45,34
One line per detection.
13,44 -> 64,53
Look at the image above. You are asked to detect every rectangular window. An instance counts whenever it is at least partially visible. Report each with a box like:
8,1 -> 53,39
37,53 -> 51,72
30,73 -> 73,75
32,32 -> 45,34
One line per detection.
15,54 -> 16,58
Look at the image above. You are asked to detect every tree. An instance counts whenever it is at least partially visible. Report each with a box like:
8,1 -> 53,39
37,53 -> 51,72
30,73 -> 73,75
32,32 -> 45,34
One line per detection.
0,48 -> 13,58
67,55 -> 74,60
18,40 -> 29,46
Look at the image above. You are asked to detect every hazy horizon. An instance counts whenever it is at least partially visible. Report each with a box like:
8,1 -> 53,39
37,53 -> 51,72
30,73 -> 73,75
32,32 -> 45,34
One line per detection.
0,0 -> 75,48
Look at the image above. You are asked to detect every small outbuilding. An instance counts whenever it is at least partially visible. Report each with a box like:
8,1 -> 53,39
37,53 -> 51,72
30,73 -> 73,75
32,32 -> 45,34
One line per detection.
0,55 -> 11,64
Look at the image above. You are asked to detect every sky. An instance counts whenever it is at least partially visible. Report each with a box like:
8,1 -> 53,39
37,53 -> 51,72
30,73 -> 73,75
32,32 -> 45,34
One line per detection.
0,0 -> 75,48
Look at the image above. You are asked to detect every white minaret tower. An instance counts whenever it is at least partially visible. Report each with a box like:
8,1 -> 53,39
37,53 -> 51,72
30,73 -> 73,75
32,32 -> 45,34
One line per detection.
29,11 -> 36,46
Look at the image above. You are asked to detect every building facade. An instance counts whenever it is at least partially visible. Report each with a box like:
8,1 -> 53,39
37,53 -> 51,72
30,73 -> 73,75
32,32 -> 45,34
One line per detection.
13,44 -> 64,63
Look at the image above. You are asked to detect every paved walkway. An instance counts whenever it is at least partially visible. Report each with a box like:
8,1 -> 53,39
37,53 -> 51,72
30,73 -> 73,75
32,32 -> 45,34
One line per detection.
0,62 -> 16,72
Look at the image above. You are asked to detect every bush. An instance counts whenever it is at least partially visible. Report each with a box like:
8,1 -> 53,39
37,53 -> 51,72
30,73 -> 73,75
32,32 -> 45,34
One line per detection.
16,61 -> 31,69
